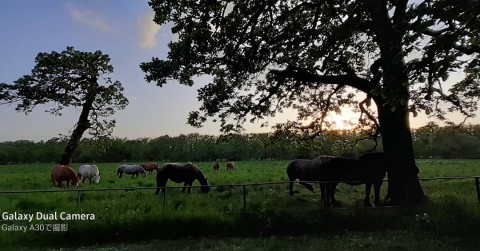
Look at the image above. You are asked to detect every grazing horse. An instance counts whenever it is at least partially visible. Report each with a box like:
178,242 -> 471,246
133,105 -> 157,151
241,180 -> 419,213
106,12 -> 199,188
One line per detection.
286,156 -> 334,196
77,164 -> 101,184
139,162 -> 159,174
321,152 -> 387,207
51,165 -> 80,187
155,162 -> 210,194
117,164 -> 147,178
226,161 -> 235,171
213,161 -> 220,171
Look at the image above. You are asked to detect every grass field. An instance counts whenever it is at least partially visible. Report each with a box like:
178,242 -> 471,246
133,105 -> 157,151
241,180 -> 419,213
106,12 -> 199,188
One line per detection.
1,160 -> 480,250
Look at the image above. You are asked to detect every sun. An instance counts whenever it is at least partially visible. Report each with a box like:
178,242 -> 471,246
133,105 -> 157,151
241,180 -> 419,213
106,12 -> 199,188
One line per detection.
326,113 -> 358,131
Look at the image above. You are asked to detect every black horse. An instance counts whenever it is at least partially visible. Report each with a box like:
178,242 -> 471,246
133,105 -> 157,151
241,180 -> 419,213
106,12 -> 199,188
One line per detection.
320,152 -> 387,207
286,156 -> 334,196
155,162 -> 210,194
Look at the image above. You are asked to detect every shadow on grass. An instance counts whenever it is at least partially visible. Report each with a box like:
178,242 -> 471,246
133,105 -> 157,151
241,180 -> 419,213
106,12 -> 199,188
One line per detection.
2,197 -> 480,250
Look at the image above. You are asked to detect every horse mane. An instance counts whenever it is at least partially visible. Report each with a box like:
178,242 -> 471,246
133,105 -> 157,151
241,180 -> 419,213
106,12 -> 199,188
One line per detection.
190,164 -> 208,185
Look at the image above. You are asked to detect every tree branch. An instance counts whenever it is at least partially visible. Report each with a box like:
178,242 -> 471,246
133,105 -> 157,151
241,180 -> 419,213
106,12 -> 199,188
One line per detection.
270,65 -> 374,94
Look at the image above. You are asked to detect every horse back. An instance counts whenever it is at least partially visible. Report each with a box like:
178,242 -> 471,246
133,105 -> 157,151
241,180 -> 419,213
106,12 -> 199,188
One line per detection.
287,159 -> 322,180
158,163 -> 197,183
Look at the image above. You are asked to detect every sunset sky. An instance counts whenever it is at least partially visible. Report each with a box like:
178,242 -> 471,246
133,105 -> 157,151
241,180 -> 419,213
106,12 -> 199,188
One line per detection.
0,0 -> 478,142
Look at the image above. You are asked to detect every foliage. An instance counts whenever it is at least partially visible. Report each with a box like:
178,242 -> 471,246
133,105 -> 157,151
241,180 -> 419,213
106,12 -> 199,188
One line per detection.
1,124 -> 480,164
141,0 -> 480,203
0,47 -> 129,163
141,0 -> 480,137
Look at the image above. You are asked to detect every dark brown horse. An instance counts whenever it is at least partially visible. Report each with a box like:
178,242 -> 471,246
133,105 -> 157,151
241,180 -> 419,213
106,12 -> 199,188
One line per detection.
213,161 -> 220,171
155,163 -> 210,194
286,156 -> 334,196
320,152 -> 387,207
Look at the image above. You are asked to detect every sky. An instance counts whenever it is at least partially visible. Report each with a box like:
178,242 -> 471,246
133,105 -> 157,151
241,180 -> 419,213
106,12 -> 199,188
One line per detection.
0,1 -> 478,142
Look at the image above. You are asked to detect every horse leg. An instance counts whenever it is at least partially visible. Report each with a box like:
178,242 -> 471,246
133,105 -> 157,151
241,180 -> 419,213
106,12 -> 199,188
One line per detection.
321,183 -> 333,207
328,183 -> 340,207
289,178 -> 295,196
373,181 -> 382,207
155,178 -> 167,195
320,182 -> 329,208
187,182 -> 192,193
182,182 -> 188,192
364,183 -> 373,207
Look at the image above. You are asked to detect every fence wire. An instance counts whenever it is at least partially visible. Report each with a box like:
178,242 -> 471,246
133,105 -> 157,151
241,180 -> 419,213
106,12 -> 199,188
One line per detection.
1,177 -> 479,213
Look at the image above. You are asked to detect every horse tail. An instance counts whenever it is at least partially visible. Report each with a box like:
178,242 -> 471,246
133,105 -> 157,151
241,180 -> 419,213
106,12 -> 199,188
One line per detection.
155,167 -> 169,194
286,161 -> 296,181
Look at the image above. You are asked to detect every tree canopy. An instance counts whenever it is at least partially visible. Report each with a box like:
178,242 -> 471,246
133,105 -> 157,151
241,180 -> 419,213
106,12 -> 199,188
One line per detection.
1,47 -> 128,164
141,0 -> 480,204
141,0 -> 479,135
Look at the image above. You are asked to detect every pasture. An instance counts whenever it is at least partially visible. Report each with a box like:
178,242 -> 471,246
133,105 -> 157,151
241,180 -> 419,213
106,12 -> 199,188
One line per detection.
1,160 -> 480,250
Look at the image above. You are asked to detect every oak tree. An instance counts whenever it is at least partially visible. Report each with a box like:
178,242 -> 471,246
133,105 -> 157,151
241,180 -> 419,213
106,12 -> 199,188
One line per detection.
1,47 -> 128,165
141,0 -> 480,204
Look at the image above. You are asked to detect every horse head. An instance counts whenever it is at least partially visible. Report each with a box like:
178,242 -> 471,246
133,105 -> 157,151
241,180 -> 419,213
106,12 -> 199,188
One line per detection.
200,178 -> 210,193
195,167 -> 210,193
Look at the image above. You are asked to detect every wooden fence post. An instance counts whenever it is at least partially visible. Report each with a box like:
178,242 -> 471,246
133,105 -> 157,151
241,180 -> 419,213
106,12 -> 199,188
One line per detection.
163,188 -> 167,209
475,177 -> 480,203
242,185 -> 247,214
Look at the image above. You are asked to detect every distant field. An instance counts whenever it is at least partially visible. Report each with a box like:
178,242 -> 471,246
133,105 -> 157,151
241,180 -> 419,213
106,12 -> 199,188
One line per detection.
0,160 -> 480,250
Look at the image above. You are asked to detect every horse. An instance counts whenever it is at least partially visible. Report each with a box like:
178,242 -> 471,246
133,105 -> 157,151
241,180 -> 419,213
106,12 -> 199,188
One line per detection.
213,161 -> 220,171
117,164 -> 147,178
286,156 -> 334,196
139,162 -> 159,174
226,161 -> 235,171
51,165 -> 80,188
155,162 -> 210,194
77,164 -> 100,184
320,152 -> 387,207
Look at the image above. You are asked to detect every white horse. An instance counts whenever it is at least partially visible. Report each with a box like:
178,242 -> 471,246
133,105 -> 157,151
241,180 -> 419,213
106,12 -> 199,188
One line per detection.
78,164 -> 101,184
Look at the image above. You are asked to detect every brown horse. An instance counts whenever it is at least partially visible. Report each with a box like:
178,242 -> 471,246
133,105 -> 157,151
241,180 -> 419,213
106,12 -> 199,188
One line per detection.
320,152 -> 388,207
51,165 -> 80,187
226,161 -> 235,171
139,162 -> 159,173
155,163 -> 210,194
213,161 -> 220,171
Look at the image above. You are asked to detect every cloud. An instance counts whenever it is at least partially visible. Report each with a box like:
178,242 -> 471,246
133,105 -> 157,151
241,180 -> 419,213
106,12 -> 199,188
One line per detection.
138,10 -> 161,48
69,8 -> 113,33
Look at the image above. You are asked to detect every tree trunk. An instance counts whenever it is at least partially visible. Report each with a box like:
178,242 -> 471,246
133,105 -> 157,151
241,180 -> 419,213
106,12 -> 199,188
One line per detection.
59,93 -> 95,165
378,106 -> 426,205
376,57 -> 426,205
362,1 -> 426,205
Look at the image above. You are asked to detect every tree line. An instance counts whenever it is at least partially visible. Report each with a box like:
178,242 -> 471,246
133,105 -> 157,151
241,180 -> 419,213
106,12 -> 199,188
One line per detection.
1,123 -> 479,164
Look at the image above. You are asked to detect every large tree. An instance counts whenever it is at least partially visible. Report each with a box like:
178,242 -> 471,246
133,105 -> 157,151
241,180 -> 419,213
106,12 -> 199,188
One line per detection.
1,47 -> 128,165
141,0 -> 480,204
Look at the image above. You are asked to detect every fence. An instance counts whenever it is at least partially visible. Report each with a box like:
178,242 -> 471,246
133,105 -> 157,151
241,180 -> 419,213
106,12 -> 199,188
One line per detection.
1,176 -> 479,212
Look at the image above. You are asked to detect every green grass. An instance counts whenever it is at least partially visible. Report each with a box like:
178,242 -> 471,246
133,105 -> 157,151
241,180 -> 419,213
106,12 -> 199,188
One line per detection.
1,160 -> 480,250
29,231 -> 478,251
